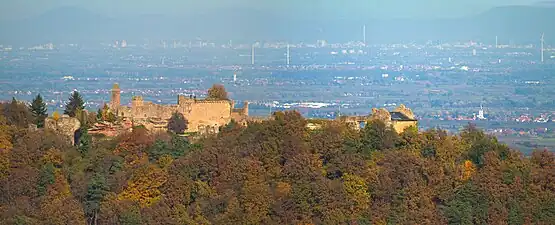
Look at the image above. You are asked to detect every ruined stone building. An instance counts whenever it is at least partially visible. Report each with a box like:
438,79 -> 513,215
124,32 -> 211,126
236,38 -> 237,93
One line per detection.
109,83 -> 249,134
45,115 -> 81,145
341,104 -> 418,133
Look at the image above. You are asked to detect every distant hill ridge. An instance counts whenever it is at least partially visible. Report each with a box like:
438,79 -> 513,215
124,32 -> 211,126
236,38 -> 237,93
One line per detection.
1,5 -> 554,43
534,1 -> 555,6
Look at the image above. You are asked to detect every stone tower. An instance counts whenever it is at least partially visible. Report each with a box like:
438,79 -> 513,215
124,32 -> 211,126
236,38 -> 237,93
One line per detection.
111,83 -> 121,110
243,101 -> 249,116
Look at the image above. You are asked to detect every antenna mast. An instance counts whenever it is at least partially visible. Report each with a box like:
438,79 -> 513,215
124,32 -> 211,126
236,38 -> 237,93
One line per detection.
251,44 -> 255,65
363,25 -> 367,46
286,44 -> 290,66
495,35 -> 498,48
541,33 -> 545,63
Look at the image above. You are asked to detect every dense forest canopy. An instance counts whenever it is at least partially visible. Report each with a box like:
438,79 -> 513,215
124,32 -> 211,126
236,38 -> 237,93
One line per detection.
1,96 -> 555,225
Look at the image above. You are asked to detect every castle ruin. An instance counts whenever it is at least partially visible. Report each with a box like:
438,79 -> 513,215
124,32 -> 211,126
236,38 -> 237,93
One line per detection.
109,84 -> 249,134
339,104 -> 418,133
45,115 -> 81,145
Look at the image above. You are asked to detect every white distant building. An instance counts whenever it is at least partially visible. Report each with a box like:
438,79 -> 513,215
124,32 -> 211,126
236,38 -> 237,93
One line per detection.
477,104 -> 486,120
317,40 -> 327,47
121,40 -> 127,48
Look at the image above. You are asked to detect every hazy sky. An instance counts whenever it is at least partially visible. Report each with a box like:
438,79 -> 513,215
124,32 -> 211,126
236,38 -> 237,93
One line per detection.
0,0 -> 540,20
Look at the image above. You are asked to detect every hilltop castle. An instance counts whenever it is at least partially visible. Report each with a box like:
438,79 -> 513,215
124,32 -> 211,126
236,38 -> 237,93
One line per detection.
104,83 -> 416,135
40,84 -> 416,145
109,83 -> 249,134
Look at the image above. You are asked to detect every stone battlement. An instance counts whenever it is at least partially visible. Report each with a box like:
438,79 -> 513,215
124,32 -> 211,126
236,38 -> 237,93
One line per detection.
109,84 -> 249,133
341,104 -> 418,134
192,100 -> 233,105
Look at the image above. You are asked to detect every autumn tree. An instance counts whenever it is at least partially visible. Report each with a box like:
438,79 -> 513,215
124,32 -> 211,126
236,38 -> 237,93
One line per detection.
52,111 -> 61,121
0,116 -> 12,181
64,91 -> 85,117
38,148 -> 86,224
117,164 -> 168,208
207,84 -> 229,100
29,94 -> 48,128
4,108 -> 555,225
167,112 -> 188,134
98,104 -> 116,123
2,97 -> 32,128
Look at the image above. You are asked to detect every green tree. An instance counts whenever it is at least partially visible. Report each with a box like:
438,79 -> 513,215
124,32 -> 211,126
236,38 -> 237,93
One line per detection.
360,119 -> 399,155
29,94 -> 48,128
96,108 -> 103,121
146,134 -> 189,163
97,104 -> 116,123
37,163 -> 56,196
85,172 -> 108,225
64,91 -> 85,117
167,112 -> 188,134
77,127 -> 92,155
119,205 -> 143,225
441,182 -> 488,225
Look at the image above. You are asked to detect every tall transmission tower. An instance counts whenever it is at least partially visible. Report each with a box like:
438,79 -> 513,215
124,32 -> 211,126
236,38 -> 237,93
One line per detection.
286,44 -> 290,66
541,33 -> 545,63
363,25 -> 367,46
251,44 -> 255,65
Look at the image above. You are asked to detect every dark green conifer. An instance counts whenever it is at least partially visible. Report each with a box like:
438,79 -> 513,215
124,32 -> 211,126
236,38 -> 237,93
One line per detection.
29,94 -> 48,128
64,91 -> 85,117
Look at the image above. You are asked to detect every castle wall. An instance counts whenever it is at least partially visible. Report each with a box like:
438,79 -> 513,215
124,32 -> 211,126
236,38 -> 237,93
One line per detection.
131,102 -> 180,119
186,101 -> 232,132
392,121 -> 418,134
45,116 -> 81,145
108,84 -> 248,134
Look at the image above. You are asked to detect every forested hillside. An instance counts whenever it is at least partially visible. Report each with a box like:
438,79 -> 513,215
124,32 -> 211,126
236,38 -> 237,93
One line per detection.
1,97 -> 555,225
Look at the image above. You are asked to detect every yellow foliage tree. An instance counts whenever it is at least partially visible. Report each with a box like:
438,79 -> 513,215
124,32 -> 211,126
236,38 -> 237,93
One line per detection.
123,153 -> 150,170
239,179 -> 272,224
52,111 -> 60,121
42,148 -> 64,167
435,136 -> 467,170
275,181 -> 292,199
342,173 -> 370,216
0,150 -> 8,180
157,154 -> 174,170
0,117 -> 12,180
0,116 -> 12,150
118,165 -> 168,208
461,160 -> 476,181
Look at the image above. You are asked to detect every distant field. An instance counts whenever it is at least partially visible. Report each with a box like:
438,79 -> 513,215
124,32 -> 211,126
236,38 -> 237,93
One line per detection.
497,136 -> 555,155
420,120 -> 555,155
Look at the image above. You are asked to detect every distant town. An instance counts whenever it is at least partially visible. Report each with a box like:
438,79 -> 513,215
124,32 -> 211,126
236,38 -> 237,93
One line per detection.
1,37 -> 554,152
